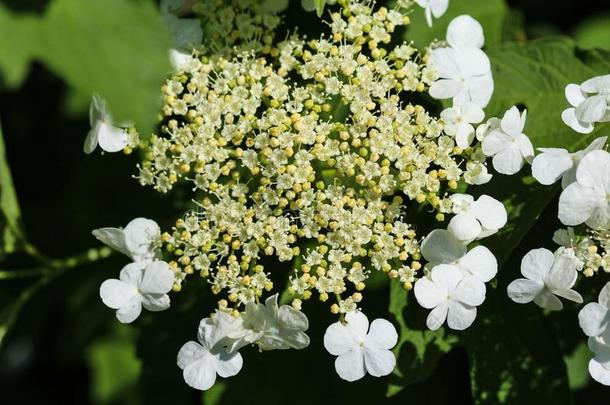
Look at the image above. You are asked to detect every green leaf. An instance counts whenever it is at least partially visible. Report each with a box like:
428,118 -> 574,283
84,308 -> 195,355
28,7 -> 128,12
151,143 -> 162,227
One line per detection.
406,0 -> 509,48
387,281 -> 458,396
314,0 -> 326,17
573,15 -> 610,50
0,5 -> 40,87
0,122 -> 24,257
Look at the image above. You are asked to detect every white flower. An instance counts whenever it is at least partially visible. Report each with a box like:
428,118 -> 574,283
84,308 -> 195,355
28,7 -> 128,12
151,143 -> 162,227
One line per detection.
578,281 -> 610,338
169,48 -> 196,72
481,106 -> 534,175
428,15 -> 494,108
558,150 -> 610,230
421,229 -> 498,283
447,194 -> 507,242
415,0 -> 449,27
177,312 -> 244,391
414,264 -> 485,330
233,293 -> 310,350
323,311 -> 398,381
92,217 -> 160,265
99,260 -> 175,323
441,102 -> 485,148
587,332 -> 610,386
562,75 -> 610,134
83,95 -> 129,154
464,161 -> 493,185
531,136 -> 607,188
507,247 -> 583,311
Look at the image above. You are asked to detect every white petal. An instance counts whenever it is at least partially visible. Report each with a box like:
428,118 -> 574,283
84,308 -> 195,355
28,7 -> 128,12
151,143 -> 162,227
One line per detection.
581,74 -> 610,93
446,301 -> 477,330
533,289 -> 563,311
140,261 -> 175,294
97,122 -> 128,153
455,122 -> 475,149
576,150 -> 610,192
516,133 -> 534,163
589,358 -> 610,386
89,94 -> 107,126
446,15 -> 485,49
177,341 -> 205,369
456,49 -> 491,76
169,48 -> 193,71
561,108 -> 594,134
141,293 -> 170,312
363,347 -> 396,377
546,250 -> 578,290
507,278 -> 543,304
462,102 -> 485,123
459,246 -> 497,282
551,288 -> 583,304
420,229 -> 467,265
83,128 -> 99,154
520,248 -> 553,282
324,313 -> 368,356
465,73 -> 494,108
414,277 -> 447,309
565,83 -> 586,107
579,303 -> 609,337
473,195 -> 507,231
452,276 -> 486,306
365,319 -> 398,350
92,227 -> 129,256
600,282 -> 610,307
214,351 -> 243,378
99,279 -> 138,309
576,95 -> 608,123
531,148 -> 573,185
500,106 -> 524,136
558,183 -> 603,226
492,145 -> 524,175
429,48 -> 460,78
429,79 -> 462,100
119,262 -> 144,286
426,302 -> 449,330
124,218 -> 160,262
448,214 -> 481,242
334,349 -> 366,382
344,311 -> 369,340
481,131 -> 511,156
430,0 -> 449,18
115,294 -> 143,323
431,264 -> 464,291
278,305 -> 309,331
182,352 -> 217,391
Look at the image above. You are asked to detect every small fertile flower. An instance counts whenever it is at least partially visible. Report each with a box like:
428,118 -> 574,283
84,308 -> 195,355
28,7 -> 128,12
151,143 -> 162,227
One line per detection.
428,15 -> 494,108
579,281 -> 610,338
421,229 -> 498,283
414,264 -> 485,330
447,194 -> 507,242
235,293 -> 310,351
83,95 -> 129,154
323,311 -> 398,381
415,0 -> 449,27
558,150 -> 610,230
441,103 -> 485,148
177,312 -> 244,391
99,261 -> 175,323
587,332 -> 610,386
562,75 -> 610,134
507,247 -> 583,311
531,136 -> 607,188
92,217 -> 160,265
481,106 -> 534,175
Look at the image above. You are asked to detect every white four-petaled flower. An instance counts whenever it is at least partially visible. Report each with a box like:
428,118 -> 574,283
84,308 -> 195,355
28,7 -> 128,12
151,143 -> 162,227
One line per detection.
99,261 -> 175,323
441,102 -> 485,149
507,247 -> 583,311
562,75 -> 610,134
481,106 -> 534,175
415,0 -> 449,27
324,311 -> 398,381
93,217 -> 161,265
558,149 -> 610,230
83,95 -> 129,154
448,194 -> 507,242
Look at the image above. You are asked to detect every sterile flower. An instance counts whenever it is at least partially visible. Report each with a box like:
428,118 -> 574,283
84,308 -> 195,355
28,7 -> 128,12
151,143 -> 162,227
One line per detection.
323,311 -> 398,381
531,136 -> 607,188
481,106 -> 534,175
578,281 -> 610,338
421,229 -> 498,283
414,264 -> 485,330
558,150 -> 610,230
507,247 -> 583,310
448,194 -> 507,242
428,15 -> 494,108
177,312 -> 244,391
83,95 -> 129,154
99,260 -> 175,323
441,103 -> 485,148
587,332 -> 610,386
562,75 -> 610,134
415,0 -> 449,27
92,217 -> 160,265
234,293 -> 310,350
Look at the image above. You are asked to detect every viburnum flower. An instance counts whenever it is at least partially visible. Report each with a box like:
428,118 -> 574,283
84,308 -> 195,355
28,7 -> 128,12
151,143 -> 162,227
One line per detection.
531,136 -> 607,188
447,194 -> 507,242
481,106 -> 534,175
99,261 -> 175,323
232,293 -> 310,351
177,312 -> 244,391
421,229 -> 498,283
83,95 -> 129,154
92,217 -> 160,265
507,247 -> 583,310
558,150 -> 610,230
415,0 -> 449,26
428,15 -> 494,107
562,75 -> 610,134
323,311 -> 398,381
414,264 -> 485,330
578,281 -> 610,339
587,332 -> 610,386
440,102 -> 485,149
